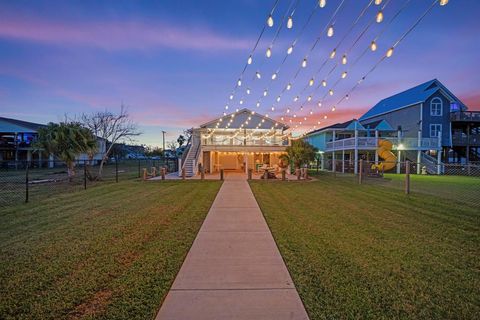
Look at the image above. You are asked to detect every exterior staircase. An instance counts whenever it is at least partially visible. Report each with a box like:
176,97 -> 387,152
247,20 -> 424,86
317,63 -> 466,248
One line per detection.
182,132 -> 201,177
405,150 -> 443,174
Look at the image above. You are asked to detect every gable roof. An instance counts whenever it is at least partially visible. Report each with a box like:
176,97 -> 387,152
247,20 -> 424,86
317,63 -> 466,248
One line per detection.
199,108 -> 289,130
361,119 -> 395,131
359,79 -> 467,121
305,119 -> 364,136
0,117 -> 46,133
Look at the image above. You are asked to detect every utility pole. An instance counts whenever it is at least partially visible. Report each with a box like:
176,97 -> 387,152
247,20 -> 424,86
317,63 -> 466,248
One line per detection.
162,131 -> 166,153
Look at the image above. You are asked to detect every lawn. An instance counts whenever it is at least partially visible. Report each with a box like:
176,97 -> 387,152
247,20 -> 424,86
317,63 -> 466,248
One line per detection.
250,175 -> 479,319
0,179 -> 222,320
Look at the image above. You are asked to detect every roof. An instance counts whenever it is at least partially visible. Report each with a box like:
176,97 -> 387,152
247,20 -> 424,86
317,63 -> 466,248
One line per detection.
0,117 -> 46,132
359,79 -> 467,121
305,119 -> 364,136
199,108 -> 289,130
361,119 -> 395,131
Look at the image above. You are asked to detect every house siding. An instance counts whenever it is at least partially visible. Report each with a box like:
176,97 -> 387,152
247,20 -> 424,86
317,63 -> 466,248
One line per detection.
422,92 -> 451,146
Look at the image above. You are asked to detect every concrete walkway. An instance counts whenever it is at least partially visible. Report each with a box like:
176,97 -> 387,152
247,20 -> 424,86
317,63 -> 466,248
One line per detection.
156,178 -> 309,319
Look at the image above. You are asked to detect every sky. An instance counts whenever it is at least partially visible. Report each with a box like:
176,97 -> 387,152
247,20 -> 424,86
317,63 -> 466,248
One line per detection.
0,0 -> 479,147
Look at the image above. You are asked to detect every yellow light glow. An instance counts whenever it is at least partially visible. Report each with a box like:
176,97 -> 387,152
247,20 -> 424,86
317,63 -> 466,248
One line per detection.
330,49 -> 336,59
319,0 -> 327,8
439,0 -> 448,5
322,80 -> 327,87
287,45 -> 294,55
370,41 -> 377,51
247,55 -> 252,65
329,89 -> 334,96
376,11 -> 384,23
341,71 -> 347,79
327,25 -> 334,37
267,15 -> 274,27
309,78 -> 314,86
287,16 -> 293,29
301,58 -> 307,68
341,54 -> 347,65
286,83 -> 292,90
386,47 -> 394,58
266,47 -> 272,58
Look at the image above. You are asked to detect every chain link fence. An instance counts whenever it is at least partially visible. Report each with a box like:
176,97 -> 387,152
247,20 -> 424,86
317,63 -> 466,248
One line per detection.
308,160 -> 480,209
0,158 -> 178,207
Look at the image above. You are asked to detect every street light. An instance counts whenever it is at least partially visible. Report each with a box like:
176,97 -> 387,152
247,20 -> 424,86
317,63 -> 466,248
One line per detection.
162,131 -> 166,152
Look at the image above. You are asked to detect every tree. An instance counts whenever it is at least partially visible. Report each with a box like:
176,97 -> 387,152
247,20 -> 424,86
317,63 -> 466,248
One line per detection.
79,106 -> 140,179
36,122 -> 97,180
177,134 -> 186,147
279,139 -> 318,170
167,141 -> 177,151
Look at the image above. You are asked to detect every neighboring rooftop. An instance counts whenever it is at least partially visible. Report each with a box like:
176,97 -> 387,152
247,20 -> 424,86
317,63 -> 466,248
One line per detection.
359,79 -> 467,121
0,117 -> 46,132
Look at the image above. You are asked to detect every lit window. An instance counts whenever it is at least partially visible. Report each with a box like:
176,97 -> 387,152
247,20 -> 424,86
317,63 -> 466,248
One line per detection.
430,124 -> 442,138
430,97 -> 443,116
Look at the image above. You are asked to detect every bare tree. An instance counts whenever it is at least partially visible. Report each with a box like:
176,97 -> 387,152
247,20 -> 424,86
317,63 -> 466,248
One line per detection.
80,106 -> 141,179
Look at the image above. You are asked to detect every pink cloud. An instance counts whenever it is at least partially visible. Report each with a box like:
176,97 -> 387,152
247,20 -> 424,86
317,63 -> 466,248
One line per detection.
0,17 -> 251,51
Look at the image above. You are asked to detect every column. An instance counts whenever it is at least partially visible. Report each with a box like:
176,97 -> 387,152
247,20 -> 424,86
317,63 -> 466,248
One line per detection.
437,131 -> 442,174
332,132 -> 336,172
354,129 -> 358,174
342,150 -> 345,173
374,130 -> 379,165
417,130 -> 422,174
397,129 -> 402,174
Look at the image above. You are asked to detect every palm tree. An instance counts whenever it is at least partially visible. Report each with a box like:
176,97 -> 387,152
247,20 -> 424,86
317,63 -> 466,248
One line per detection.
36,122 -> 98,180
279,139 -> 318,173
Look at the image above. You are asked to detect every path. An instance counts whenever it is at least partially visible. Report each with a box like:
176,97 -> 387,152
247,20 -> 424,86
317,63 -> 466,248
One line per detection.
156,176 -> 309,319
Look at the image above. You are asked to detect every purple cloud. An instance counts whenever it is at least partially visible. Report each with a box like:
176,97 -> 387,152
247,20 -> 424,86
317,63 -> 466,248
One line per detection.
0,17 -> 251,51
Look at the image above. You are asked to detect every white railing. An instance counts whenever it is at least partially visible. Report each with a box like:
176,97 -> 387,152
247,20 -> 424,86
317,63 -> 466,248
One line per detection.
325,137 -> 440,151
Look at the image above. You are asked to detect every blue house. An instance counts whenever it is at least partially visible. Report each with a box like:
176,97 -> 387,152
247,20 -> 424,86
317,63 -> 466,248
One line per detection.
304,79 -> 480,174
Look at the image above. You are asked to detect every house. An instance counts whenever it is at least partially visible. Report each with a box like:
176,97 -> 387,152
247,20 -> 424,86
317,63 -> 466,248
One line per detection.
0,117 -> 107,167
181,108 -> 290,176
304,79 -> 479,174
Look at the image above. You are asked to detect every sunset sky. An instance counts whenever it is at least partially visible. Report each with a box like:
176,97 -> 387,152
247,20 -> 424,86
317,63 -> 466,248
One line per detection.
0,0 -> 479,146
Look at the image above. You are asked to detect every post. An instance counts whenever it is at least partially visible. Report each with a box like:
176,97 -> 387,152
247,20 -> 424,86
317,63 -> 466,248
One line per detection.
405,160 -> 410,194
281,169 -> 286,181
161,167 -> 166,180
437,131 -> 442,175
138,160 -> 141,178
178,158 -> 182,177
220,168 -> 224,181
200,165 -> 205,180
115,157 -> 119,183
358,160 -> 363,184
84,162 -> 87,190
374,130 -> 379,165
397,150 -> 401,174
342,150 -> 345,174
182,167 -> 186,180
417,130 -> 422,174
296,168 -> 301,180
332,151 -> 336,173
25,162 -> 29,203
354,129 -> 359,174
397,129 -> 402,174
248,168 -> 252,180
143,168 -> 148,180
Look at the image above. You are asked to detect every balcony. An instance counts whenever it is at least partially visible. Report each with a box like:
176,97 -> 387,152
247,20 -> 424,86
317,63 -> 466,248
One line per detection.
325,137 -> 440,151
450,111 -> 480,122
452,133 -> 480,146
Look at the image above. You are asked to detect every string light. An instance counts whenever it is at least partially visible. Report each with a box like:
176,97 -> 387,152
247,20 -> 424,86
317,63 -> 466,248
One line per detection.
331,106 -> 336,111
329,89 -> 334,96
309,78 -> 315,86
386,47 -> 394,57
276,96 -> 281,102
256,71 -> 261,79
237,79 -> 242,86
247,55 -> 253,65
301,58 -> 308,68
266,47 -> 272,58
287,16 -> 293,29
322,80 -> 327,87
341,54 -> 347,65
271,72 -> 277,80
376,11 -> 384,23
263,89 -> 268,96
327,25 -> 334,37
287,45 -> 294,55
319,0 -> 327,8
229,94 -> 234,100
286,83 -> 292,90
330,49 -> 336,59
267,14 -> 274,27
375,0 -> 382,5
246,88 -> 251,95
341,71 -> 347,78
439,0 -> 448,5
370,41 -> 377,51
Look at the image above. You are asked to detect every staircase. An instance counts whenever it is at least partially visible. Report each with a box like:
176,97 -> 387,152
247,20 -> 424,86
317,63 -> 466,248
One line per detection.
405,150 -> 443,174
182,132 -> 200,177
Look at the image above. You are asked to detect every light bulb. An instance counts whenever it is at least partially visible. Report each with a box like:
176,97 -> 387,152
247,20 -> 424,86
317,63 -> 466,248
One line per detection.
229,94 -> 234,100
237,79 -> 242,86
309,78 -> 314,86
225,105 -> 229,110
294,96 -> 299,102
271,106 -> 275,111
263,90 -> 268,96
266,47 -> 272,58
247,55 -> 253,65
286,83 -> 292,90
322,80 -> 327,87
439,0 -> 448,5
276,96 -> 281,102
271,72 -> 277,80
246,88 -> 251,95
330,49 -> 336,59
310,110 -> 313,115
281,117 -> 284,121
370,41 -> 377,51
386,47 -> 394,58
287,45 -> 294,55
239,99 -> 244,105
267,14 -> 274,27
256,101 -> 260,107
341,54 -> 347,65
319,0 -> 327,8
341,71 -> 347,79
327,25 -> 334,37
329,89 -> 334,96
345,94 -> 349,100
256,71 -> 261,79
307,95 -> 312,102
318,102 -> 322,107
287,16 -> 293,29
324,115 -> 328,119
287,108 -> 290,113
376,11 -> 384,23
293,114 -> 297,118
331,106 -> 336,111
375,0 -> 382,5
302,58 -> 307,68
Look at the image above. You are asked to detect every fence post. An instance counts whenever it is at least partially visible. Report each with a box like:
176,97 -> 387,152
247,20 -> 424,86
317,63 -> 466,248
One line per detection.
84,161 -> 87,190
161,167 -> 166,180
138,160 -> 141,178
282,169 -> 286,181
115,157 -> 119,183
200,165 -> 205,180
220,168 -> 224,181
248,168 -> 253,180
182,168 -> 186,180
405,160 -> 410,194
25,162 -> 29,203
358,160 -> 363,184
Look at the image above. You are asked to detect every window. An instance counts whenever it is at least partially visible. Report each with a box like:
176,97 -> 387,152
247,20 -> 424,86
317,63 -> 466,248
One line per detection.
430,97 -> 443,116
430,124 -> 442,138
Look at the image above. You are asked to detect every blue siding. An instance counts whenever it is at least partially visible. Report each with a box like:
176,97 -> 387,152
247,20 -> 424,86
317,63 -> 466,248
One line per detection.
422,92 -> 451,145
305,132 -> 328,151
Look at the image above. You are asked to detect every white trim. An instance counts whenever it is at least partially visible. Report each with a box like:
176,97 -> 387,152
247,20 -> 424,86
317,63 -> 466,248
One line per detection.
430,97 -> 443,116
429,124 -> 442,138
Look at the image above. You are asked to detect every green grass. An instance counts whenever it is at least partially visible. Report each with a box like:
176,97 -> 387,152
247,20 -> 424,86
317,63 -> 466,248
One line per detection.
0,179 -> 221,320
250,176 -> 479,319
